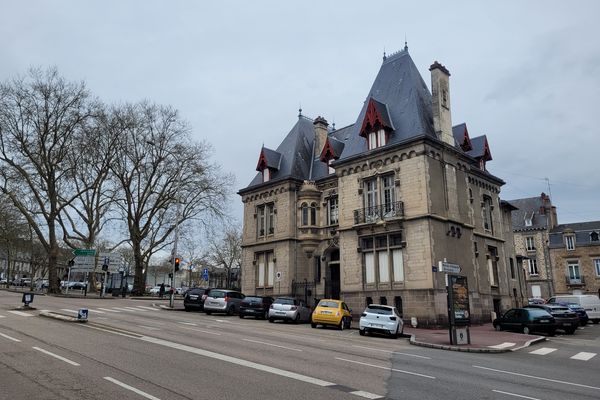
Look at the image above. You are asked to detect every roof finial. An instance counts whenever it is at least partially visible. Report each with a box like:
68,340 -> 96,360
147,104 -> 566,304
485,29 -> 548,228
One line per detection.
383,46 -> 387,61
404,34 -> 408,51
298,103 -> 302,118
332,117 -> 336,130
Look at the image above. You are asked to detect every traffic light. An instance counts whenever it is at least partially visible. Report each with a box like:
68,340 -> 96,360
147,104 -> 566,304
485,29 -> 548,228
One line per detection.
174,257 -> 180,272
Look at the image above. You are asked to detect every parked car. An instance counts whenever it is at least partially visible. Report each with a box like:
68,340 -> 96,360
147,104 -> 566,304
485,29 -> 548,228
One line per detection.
547,295 -> 600,324
268,297 -> 312,323
525,304 -> 579,334
554,302 -> 589,326
1,278 -> 9,285
311,299 -> 352,330
239,296 -> 274,319
149,284 -> 172,295
358,304 -> 404,338
183,287 -> 213,312
493,308 -> 556,335
203,289 -> 245,315
12,278 -> 32,287
528,298 -> 546,305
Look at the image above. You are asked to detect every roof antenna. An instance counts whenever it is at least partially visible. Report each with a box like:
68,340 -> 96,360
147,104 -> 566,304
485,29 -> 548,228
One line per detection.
404,34 -> 408,51
298,103 -> 302,118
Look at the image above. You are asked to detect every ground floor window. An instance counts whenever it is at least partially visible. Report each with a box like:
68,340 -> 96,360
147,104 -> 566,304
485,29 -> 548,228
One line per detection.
594,258 -> 600,277
362,233 -> 404,284
256,251 -> 274,287
531,284 -> 541,298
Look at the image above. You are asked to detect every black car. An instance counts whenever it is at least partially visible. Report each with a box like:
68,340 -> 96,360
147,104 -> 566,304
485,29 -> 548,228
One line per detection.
493,308 -> 556,335
551,302 -> 589,326
525,304 -> 580,334
183,287 -> 213,312
239,296 -> 274,319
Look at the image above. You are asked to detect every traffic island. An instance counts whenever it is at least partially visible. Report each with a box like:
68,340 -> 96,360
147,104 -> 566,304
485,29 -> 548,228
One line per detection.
39,310 -> 88,323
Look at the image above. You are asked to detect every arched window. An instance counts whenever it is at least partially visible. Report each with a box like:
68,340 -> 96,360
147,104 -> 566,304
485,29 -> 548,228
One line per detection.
310,202 -> 317,225
301,203 -> 309,226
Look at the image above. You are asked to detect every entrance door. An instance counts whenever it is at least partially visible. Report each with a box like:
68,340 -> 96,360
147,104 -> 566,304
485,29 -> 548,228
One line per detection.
329,264 -> 340,299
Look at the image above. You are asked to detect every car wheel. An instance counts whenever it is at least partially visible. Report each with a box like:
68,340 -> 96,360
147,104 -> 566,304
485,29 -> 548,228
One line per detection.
311,323 -> 317,328
359,328 -> 365,336
184,306 -> 190,312
294,314 -> 300,324
239,314 -> 244,319
593,319 -> 600,324
522,326 -> 530,335
269,318 -> 274,323
548,330 -> 556,337
338,317 -> 345,331
494,324 -> 502,332
345,317 -> 352,330
390,326 -> 399,339
566,328 -> 576,335
227,306 -> 235,316
206,311 -> 212,315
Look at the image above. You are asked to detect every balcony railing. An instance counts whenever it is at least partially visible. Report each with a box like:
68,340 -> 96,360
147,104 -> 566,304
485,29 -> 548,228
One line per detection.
354,201 -> 404,225
566,276 -> 585,285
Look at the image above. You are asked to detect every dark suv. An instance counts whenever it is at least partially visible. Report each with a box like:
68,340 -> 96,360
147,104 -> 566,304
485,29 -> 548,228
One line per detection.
239,296 -> 274,319
183,287 -> 213,312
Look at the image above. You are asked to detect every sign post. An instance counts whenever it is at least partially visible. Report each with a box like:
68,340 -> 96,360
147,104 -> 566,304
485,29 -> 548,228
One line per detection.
447,274 -> 471,345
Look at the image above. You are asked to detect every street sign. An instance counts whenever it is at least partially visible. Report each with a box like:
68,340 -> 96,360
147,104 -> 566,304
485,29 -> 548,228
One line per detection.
275,271 -> 282,282
98,252 -> 124,273
73,249 -> 96,257
71,255 -> 95,272
438,261 -> 461,274
202,268 -> 209,281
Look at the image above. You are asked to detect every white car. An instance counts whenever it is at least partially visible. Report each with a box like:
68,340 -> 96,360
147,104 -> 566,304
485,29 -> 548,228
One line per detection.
359,304 -> 404,338
149,284 -> 173,295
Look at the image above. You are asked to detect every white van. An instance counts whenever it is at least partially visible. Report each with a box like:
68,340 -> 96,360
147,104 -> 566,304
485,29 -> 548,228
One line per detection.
547,295 -> 600,324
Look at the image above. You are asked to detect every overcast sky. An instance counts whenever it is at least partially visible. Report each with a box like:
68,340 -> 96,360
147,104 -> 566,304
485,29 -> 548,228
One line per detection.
2,1 -> 599,226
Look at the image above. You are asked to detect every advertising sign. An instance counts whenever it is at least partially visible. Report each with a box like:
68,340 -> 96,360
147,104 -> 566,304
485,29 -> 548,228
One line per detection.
448,275 -> 470,325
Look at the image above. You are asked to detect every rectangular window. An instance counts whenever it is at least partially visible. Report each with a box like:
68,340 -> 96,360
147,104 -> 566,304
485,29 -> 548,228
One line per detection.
509,258 -> 515,279
267,204 -> 274,234
488,247 -> 499,287
528,258 -> 539,275
392,249 -> 404,282
594,259 -> 600,277
378,251 -> 389,282
482,196 -> 493,233
377,129 -> 386,147
368,132 -> 377,150
267,256 -> 275,286
257,254 -> 265,287
262,168 -> 270,182
382,175 -> 395,214
365,252 -> 375,283
525,237 -> 535,251
567,261 -> 581,281
327,197 -> 339,225
257,206 -> 266,237
256,251 -> 274,288
364,179 -> 378,222
565,235 -> 575,250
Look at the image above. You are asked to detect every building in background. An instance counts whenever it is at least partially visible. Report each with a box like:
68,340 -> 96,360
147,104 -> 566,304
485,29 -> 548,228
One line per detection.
239,46 -> 520,326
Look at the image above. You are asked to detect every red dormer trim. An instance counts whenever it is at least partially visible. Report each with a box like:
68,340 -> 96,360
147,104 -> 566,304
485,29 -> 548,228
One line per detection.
482,137 -> 492,161
359,98 -> 393,138
460,125 -> 473,152
319,138 -> 337,163
256,148 -> 268,171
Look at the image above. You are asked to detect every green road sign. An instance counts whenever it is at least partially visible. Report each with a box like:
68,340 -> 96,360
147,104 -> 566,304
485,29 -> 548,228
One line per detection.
73,248 -> 96,256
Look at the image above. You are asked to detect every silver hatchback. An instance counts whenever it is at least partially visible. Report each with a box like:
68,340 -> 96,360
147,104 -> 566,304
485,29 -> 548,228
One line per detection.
203,289 -> 245,315
268,297 -> 312,323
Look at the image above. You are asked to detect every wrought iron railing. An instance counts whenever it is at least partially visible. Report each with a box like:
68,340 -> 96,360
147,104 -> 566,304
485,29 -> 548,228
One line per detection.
353,201 -> 404,224
566,276 -> 585,285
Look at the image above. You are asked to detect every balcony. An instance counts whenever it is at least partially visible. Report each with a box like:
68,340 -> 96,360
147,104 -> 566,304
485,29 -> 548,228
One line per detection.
354,201 -> 404,225
566,276 -> 585,286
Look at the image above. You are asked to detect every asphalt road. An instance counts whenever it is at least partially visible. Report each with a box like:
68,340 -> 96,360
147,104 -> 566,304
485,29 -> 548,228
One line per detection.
1,290 -> 598,400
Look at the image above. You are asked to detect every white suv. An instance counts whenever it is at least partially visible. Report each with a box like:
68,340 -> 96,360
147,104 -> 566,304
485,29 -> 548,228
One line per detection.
359,304 -> 404,338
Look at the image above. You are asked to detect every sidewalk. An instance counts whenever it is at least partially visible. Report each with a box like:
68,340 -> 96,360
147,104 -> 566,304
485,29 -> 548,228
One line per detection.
404,324 -> 547,353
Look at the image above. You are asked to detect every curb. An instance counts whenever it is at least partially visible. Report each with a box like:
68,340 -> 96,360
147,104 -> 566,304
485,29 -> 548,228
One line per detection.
409,334 -> 524,353
39,310 -> 88,323
510,335 -> 547,351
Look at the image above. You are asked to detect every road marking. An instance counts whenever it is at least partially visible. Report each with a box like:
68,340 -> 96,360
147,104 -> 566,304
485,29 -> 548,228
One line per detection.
89,309 -> 106,314
487,342 -> 516,349
97,308 -> 121,313
61,309 -> 79,314
243,338 -> 303,352
177,322 -> 197,326
123,307 -> 147,312
0,315 -> 5,318
32,347 -> 80,366
140,335 -> 336,387
352,345 -> 431,359
335,357 -> 435,379
0,332 -> 21,342
179,326 -> 221,335
529,347 -> 557,355
84,325 -> 141,339
103,377 -> 161,400
112,307 -> 136,312
570,352 -> 596,361
137,325 -> 161,331
349,390 -> 383,399
472,365 -> 600,390
135,306 -> 158,311
8,311 -> 33,317
492,389 -> 540,399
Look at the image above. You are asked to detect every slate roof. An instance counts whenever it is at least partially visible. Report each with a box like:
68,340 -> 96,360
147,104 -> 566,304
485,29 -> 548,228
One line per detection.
508,196 -> 550,231
452,123 -> 472,151
467,135 -> 492,161
549,221 -> 600,248
256,147 -> 282,171
320,136 -> 345,161
551,221 -> 600,233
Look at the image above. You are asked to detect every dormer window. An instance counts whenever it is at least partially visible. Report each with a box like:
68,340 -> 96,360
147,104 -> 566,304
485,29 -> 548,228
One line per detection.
360,97 -> 394,150
368,129 -> 387,150
524,211 -> 534,227
262,168 -> 270,182
256,147 -> 281,184
565,235 -> 575,250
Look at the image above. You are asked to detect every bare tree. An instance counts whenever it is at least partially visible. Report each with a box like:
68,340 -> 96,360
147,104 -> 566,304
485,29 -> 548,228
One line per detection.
0,68 -> 99,293
109,102 -> 231,295
0,195 -> 28,283
204,225 -> 242,289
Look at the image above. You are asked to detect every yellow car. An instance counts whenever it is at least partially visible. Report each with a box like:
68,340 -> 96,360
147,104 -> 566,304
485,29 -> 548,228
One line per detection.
311,299 -> 352,330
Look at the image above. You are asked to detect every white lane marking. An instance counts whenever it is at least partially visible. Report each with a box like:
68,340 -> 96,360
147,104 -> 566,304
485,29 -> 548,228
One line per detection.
97,308 -> 121,313
0,315 -> 5,318
487,342 -> 516,349
140,335 -> 335,387
179,326 -> 221,336
352,345 -> 431,359
8,311 -> 33,317
473,365 -> 600,390
529,347 -> 557,355
242,338 -> 303,352
112,307 -> 136,312
32,347 -> 80,366
135,306 -> 158,311
84,325 -> 141,339
89,309 -> 106,314
350,390 -> 383,399
335,357 -> 435,379
177,322 -> 197,326
570,352 -> 596,361
492,389 -> 540,399
103,377 -> 161,400
61,309 -> 79,313
137,325 -> 161,331
123,307 -> 147,312
0,332 -> 21,342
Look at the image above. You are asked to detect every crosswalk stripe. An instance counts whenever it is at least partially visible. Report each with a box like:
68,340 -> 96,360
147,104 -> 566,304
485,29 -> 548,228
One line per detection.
529,347 -> 557,355
570,352 -> 596,361
89,309 -> 106,314
488,342 -> 516,349
97,308 -> 121,313
135,306 -> 157,311
112,307 -> 135,312
8,311 -> 33,317
0,315 -> 6,318
123,307 -> 147,312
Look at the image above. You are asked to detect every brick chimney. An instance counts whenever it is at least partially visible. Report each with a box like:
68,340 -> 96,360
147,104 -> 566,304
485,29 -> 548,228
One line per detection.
429,61 -> 454,146
313,116 -> 328,158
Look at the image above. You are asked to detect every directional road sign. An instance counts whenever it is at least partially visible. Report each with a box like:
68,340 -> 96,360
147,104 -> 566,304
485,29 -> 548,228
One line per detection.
202,268 -> 209,281
73,249 -> 96,257
438,261 -> 461,274
98,252 -> 124,273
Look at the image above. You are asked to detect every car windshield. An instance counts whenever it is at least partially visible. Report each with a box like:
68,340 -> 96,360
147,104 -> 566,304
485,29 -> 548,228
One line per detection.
188,289 -> 204,295
366,306 -> 393,315
209,290 -> 225,298
245,297 -> 262,302
318,301 -> 339,308
274,298 -> 294,305
528,309 -> 551,317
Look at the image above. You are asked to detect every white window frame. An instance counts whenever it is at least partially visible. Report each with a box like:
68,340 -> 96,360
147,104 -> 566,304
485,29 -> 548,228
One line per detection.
565,235 -> 575,250
262,168 -> 270,182
528,258 -> 539,276
257,206 -> 266,237
256,251 -> 274,288
525,237 -> 535,251
363,234 -> 404,284
594,258 -> 600,277
567,261 -> 581,281
327,197 -> 339,225
368,132 -> 377,150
